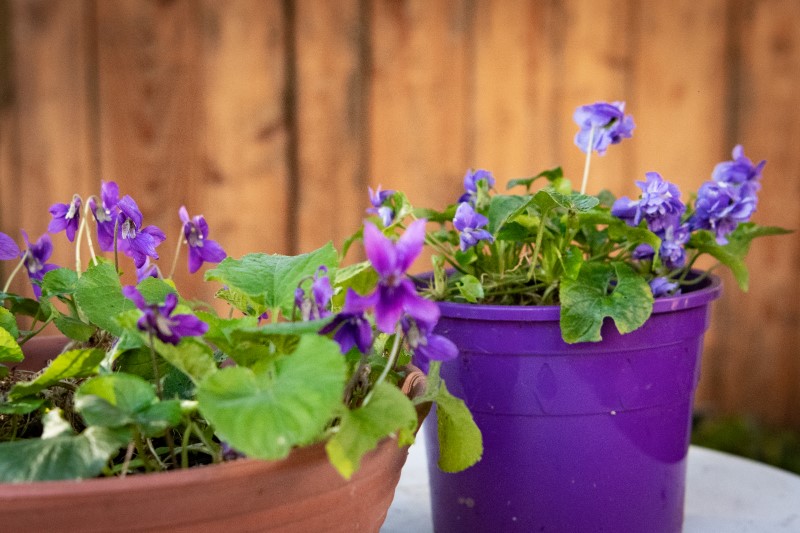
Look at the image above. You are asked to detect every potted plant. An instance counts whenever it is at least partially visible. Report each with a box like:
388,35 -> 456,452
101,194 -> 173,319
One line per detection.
362,101 -> 790,533
0,183 -> 481,531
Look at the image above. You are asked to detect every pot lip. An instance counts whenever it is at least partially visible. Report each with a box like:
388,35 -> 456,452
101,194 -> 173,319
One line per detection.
429,271 -> 722,322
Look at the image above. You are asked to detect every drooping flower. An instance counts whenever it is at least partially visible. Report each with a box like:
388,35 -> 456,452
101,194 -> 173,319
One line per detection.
659,224 -> 690,270
88,181 -> 120,252
573,101 -> 635,155
363,219 -> 439,333
319,288 -> 376,353
122,285 -> 208,345
649,277 -> 680,298
116,195 -> 166,269
48,194 -> 82,242
401,316 -> 458,374
453,202 -> 494,252
612,172 -> 685,233
367,186 -> 395,227
458,169 -> 495,204
712,145 -> 766,187
690,179 -> 757,245
296,266 -> 334,320
0,232 -> 20,260
136,257 -> 161,283
178,206 -> 226,274
21,231 -> 59,298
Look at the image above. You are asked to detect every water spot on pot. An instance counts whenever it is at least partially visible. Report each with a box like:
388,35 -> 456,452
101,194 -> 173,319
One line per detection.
457,497 -> 475,508
535,363 -> 557,401
610,410 -> 617,416
277,435 -> 287,447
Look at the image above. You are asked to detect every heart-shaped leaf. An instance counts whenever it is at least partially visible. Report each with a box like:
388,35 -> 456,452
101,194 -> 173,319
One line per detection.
9,348 -> 105,400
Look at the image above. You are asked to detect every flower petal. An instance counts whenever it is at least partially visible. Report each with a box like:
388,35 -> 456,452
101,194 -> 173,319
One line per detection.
395,218 -> 426,273
363,221 -> 397,277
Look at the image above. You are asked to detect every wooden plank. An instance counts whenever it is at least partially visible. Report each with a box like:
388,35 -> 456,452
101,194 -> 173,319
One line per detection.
199,0 -> 291,263
470,0 -> 558,187
2,0 -> 96,296
710,0 -> 800,429
294,0 -> 366,255
369,0 -> 470,231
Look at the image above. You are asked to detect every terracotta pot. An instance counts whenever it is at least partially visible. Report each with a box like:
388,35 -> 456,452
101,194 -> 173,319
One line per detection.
2,336 -> 428,533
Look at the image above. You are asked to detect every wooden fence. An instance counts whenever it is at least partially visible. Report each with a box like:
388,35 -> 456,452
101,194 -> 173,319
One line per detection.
1,0 -> 798,428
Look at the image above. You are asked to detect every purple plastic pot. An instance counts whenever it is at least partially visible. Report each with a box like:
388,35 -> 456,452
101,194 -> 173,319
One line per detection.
424,275 -> 722,533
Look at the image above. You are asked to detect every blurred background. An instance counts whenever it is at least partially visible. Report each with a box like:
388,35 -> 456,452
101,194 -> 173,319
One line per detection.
0,0 -> 798,459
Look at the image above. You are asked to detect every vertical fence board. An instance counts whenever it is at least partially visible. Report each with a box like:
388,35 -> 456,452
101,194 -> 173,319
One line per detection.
200,0 -> 290,266
3,0 -> 96,295
712,0 -> 800,427
294,0 -> 366,254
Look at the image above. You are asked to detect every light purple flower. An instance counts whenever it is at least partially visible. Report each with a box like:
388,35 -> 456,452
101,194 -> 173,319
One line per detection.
296,266 -> 334,320
367,186 -> 395,227
21,231 -> 59,298
573,101 -> 635,155
319,288 -> 375,353
401,316 -> 458,374
649,277 -> 680,298
122,285 -> 208,345
48,194 -> 82,242
690,180 -> 757,245
179,206 -> 226,274
116,195 -> 166,269
712,145 -> 766,187
612,172 -> 685,233
136,257 -> 161,283
0,232 -> 20,261
659,224 -> 690,270
453,202 -> 494,251
363,219 -> 439,333
458,169 -> 495,204
89,181 -> 120,252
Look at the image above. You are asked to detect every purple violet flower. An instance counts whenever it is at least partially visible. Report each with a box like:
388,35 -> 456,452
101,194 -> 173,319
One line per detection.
296,266 -> 334,320
179,206 -> 226,274
122,285 -> 208,345
319,288 -> 376,353
0,232 -> 20,260
659,224 -> 690,270
21,231 -> 59,298
48,194 -> 82,242
612,172 -> 685,233
116,195 -> 166,269
453,202 -> 494,251
690,180 -> 757,245
363,219 -> 439,333
573,101 -> 635,155
458,169 -> 495,204
367,186 -> 395,227
649,277 -> 680,298
401,316 -> 458,374
89,181 -> 120,252
712,145 -> 766,187
136,257 -> 161,283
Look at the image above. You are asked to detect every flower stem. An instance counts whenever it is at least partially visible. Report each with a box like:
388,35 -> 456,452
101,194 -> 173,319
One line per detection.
119,442 -> 135,478
167,227 -> 184,279
363,324 -> 403,406
113,218 -> 120,275
2,250 -> 28,294
580,126 -> 596,195
147,331 -> 163,400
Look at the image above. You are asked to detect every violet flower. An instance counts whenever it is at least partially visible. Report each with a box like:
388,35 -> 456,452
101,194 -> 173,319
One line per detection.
458,169 -> 495,204
612,172 -> 685,233
0,232 -> 20,260
179,207 -> 226,274
367,186 -> 395,227
136,257 -> 161,283
659,224 -> 690,270
649,277 -> 680,298
363,219 -> 439,333
89,181 -> 120,252
453,202 -> 494,251
319,288 -> 375,353
573,101 -> 634,155
48,194 -> 82,243
401,316 -> 458,374
21,231 -> 59,298
296,266 -> 334,320
712,145 -> 766,187
122,285 -> 208,345
116,195 -> 166,269
690,180 -> 757,245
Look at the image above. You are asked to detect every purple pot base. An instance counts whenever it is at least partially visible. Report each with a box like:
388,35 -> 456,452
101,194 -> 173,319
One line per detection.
424,275 -> 721,533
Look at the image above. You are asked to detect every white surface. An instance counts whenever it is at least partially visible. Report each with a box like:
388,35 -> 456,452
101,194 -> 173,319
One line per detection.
382,423 -> 800,533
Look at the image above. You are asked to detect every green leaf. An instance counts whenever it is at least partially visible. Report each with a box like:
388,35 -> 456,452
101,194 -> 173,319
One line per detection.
0,307 -> 19,339
53,315 -> 97,342
9,348 -> 105,400
0,327 -> 23,364
151,336 -> 218,384
40,268 -> 78,298
325,382 -> 418,479
332,261 -> 378,309
559,262 -> 653,343
75,374 -> 157,428
533,188 -> 599,213
0,396 -> 45,414
136,277 -> 178,303
205,243 -> 339,318
486,194 -> 530,234
75,262 -> 133,336
196,334 -> 347,460
0,411 -> 128,482
506,167 -> 564,191
423,363 -> 482,473
0,364 -> 7,378
456,275 -> 484,303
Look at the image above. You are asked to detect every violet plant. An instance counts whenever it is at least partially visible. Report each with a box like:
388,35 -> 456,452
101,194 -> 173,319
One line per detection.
0,181 -> 481,483
363,101 -> 790,344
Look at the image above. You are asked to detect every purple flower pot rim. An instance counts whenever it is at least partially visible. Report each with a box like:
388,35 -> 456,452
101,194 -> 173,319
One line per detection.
431,271 -> 722,322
